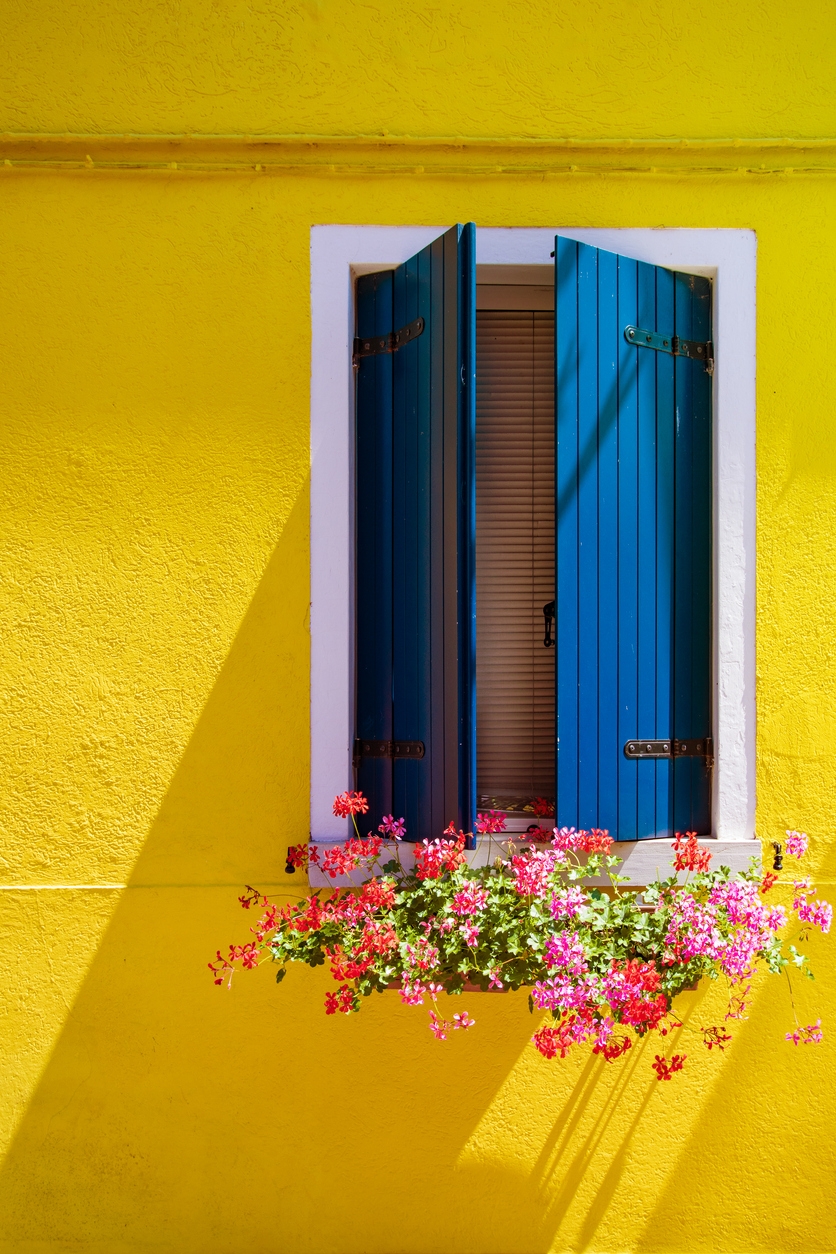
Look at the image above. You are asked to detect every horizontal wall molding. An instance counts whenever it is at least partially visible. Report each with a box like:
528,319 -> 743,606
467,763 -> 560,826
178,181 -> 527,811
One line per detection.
3,132 -> 836,174
0,882 -> 302,891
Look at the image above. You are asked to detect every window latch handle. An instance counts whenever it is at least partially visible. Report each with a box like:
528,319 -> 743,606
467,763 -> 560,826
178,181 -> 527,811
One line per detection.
543,600 -> 555,648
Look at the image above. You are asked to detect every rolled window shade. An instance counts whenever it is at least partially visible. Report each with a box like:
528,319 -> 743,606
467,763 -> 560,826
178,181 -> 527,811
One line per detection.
476,310 -> 555,808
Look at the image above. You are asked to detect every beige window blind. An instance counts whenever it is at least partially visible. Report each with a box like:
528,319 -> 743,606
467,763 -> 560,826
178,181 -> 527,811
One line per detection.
476,308 -> 555,809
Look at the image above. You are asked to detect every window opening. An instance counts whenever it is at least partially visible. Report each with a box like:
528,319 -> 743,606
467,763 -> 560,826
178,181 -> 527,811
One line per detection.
312,226 -> 756,847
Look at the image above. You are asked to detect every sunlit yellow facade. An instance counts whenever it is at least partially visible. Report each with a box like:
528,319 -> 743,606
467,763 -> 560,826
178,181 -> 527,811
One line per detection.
1,3 -> 835,1250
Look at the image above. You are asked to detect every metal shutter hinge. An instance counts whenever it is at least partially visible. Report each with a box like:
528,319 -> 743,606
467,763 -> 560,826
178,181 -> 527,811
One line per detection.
624,738 -> 714,761
353,316 -> 425,361
624,325 -> 714,375
353,739 -> 425,761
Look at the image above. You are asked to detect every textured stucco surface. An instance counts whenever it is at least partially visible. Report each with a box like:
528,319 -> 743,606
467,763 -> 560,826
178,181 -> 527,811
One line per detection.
2,0 -> 836,139
1,2 -> 836,1251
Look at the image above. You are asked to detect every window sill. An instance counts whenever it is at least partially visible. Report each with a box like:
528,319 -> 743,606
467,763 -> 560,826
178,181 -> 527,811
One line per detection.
306,835 -> 760,889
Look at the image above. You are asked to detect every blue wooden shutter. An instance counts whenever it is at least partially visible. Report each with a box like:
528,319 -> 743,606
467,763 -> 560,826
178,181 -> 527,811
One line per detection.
554,237 -> 712,839
355,224 -> 476,840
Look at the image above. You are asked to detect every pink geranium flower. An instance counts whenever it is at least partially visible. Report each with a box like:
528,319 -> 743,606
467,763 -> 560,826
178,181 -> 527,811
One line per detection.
786,1019 -> 823,1045
785,830 -> 808,859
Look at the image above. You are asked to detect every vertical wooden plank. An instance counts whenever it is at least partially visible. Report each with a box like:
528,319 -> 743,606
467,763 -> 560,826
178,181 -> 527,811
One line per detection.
682,274 -> 712,832
441,227 -> 462,831
654,267 -> 676,836
636,261 -> 658,837
555,237 -> 580,825
355,271 -> 394,820
393,246 -> 425,833
458,222 -> 477,834
576,243 -> 599,828
616,256 -> 639,841
415,241 -> 436,832
412,240 -> 431,832
391,256 -> 410,828
671,271 -> 713,835
596,246 -> 619,835
673,271 -> 696,834
398,244 -> 431,832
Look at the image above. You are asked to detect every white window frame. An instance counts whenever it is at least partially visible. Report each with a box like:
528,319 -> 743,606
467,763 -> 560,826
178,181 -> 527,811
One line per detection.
310,225 -> 756,845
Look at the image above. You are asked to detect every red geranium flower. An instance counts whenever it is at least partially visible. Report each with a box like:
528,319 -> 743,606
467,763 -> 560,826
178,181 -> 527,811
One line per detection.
333,791 -> 370,818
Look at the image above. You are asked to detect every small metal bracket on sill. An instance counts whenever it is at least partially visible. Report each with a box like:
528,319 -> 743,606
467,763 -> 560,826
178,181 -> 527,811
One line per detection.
624,738 -> 714,761
353,739 -> 425,762
624,325 -> 714,375
353,316 -> 424,361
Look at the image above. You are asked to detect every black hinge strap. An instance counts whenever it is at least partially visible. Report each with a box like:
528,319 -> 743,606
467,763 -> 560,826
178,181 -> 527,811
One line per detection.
353,317 -> 425,360
624,738 -> 713,760
353,739 -> 425,761
624,325 -> 714,375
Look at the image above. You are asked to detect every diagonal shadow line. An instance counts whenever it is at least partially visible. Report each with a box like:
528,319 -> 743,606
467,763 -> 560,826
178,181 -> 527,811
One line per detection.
529,988 -> 709,1245
537,1036 -> 649,1201
575,1063 -> 659,1252
530,1049 -> 604,1179
555,329 -> 634,527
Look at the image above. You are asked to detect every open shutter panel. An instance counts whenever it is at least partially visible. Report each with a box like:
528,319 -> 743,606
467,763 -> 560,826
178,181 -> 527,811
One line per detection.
355,224 -> 476,840
554,236 -> 712,840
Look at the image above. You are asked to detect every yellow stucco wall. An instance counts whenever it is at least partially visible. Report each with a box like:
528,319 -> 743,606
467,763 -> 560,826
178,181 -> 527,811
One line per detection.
2,3 -> 836,1251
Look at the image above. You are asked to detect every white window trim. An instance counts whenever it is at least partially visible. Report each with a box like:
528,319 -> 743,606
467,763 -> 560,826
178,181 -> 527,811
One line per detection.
310,226 -> 756,844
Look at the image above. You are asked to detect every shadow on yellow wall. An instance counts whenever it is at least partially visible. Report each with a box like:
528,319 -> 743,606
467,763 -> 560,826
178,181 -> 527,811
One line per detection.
0,483 -> 701,1254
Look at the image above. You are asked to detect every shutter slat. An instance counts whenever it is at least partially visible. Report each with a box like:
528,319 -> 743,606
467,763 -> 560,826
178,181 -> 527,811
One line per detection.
476,310 -> 555,806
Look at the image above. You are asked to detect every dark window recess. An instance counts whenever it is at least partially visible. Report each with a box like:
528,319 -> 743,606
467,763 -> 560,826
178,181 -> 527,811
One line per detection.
476,308 -> 556,812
